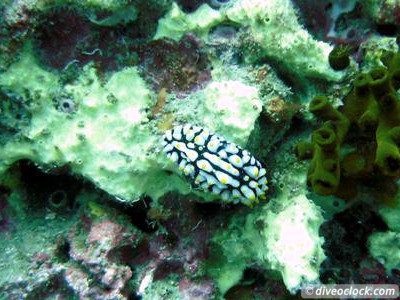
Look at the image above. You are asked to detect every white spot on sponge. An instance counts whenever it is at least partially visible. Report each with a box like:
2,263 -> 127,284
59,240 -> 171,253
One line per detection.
203,80 -> 262,145
259,194 -> 326,292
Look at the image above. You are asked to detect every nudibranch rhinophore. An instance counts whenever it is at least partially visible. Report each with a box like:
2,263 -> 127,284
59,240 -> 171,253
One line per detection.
162,124 -> 268,206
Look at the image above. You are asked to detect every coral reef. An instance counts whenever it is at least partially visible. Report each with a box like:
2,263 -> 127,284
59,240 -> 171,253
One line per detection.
317,200 -> 400,287
294,33 -> 400,285
137,192 -> 222,299
205,139 -> 327,294
0,171 -> 221,298
0,0 -> 315,208
2,0 -> 400,299
156,0 -> 344,81
0,46 -> 268,203
0,193 -> 145,299
0,131 -> 328,298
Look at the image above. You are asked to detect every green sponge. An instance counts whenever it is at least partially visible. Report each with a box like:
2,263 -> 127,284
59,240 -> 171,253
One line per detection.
296,39 -> 400,198
307,122 -> 341,195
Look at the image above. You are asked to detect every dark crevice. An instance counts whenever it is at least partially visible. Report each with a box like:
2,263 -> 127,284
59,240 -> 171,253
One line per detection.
193,201 -> 226,220
105,196 -> 158,233
12,159 -> 86,211
376,23 -> 400,37
54,236 -> 71,263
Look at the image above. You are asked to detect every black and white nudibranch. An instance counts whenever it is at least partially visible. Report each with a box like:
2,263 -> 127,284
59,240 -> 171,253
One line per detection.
162,124 -> 268,206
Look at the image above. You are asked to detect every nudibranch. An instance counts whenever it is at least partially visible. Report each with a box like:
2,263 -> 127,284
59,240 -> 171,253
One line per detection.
162,124 -> 268,206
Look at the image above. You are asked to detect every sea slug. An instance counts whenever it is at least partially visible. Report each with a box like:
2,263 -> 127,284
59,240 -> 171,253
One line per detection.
162,124 -> 268,205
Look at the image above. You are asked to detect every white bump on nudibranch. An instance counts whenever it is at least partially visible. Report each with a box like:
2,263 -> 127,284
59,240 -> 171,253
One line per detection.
195,174 -> 206,183
178,160 -> 187,170
214,170 -> 239,187
212,186 -> 221,194
200,129 -> 210,141
203,172 -> 218,186
186,130 -> 195,141
170,152 -> 178,162
258,176 -> 267,185
207,139 -> 220,152
228,155 -> 243,168
218,150 -> 227,159
185,149 -> 198,162
192,126 -> 202,134
174,142 -> 186,150
244,166 -> 259,178
203,152 -> 219,165
196,159 -> 213,172
183,124 -> 191,134
232,189 -> 241,199
183,164 -> 195,176
215,170 -> 229,185
172,126 -> 183,140
225,143 -> 239,154
242,154 -> 250,164
221,190 -> 230,201
163,143 -> 173,152
249,181 -> 259,189
201,182 -> 209,191
165,130 -> 172,141
241,185 -> 256,201
194,135 -> 205,146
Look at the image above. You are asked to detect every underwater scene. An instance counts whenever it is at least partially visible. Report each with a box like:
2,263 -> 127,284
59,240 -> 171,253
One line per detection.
1,0 -> 400,299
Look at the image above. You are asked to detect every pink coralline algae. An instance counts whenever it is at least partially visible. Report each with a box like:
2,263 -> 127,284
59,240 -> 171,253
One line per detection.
64,264 -> 133,299
179,278 -> 215,300
0,210 -> 146,299
0,195 -> 220,299
34,8 -> 91,70
134,34 -> 212,95
65,217 -> 144,298
292,0 -> 372,47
